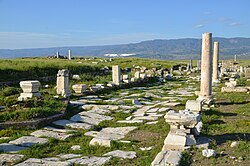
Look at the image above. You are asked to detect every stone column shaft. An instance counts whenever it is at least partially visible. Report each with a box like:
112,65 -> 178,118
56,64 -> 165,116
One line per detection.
112,65 -> 121,85
199,32 -> 212,98
212,41 -> 219,83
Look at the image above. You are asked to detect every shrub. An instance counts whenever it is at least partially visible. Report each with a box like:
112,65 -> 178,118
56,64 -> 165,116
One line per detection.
2,87 -> 20,96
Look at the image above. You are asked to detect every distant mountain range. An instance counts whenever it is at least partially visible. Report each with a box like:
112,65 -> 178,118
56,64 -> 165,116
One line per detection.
1,37 -> 250,60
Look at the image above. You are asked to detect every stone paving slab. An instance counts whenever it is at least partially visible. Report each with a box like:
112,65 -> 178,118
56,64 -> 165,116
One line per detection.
152,150 -> 182,166
103,150 -> 137,159
133,106 -> 154,117
117,120 -> 143,123
0,143 -> 27,153
67,156 -> 111,166
57,154 -> 82,160
44,126 -> 75,133
52,119 -> 73,127
0,154 -> 25,163
70,114 -> 102,125
79,111 -> 113,121
67,122 -> 93,130
89,138 -> 111,147
52,120 -> 93,130
30,130 -> 73,140
88,109 -> 110,115
94,127 -> 137,140
15,158 -> 71,166
133,116 -> 159,121
9,136 -> 48,147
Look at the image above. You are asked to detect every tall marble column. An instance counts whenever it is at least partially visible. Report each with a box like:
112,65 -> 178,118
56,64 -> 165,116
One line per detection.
212,41 -> 219,83
112,65 -> 121,85
198,32 -> 213,101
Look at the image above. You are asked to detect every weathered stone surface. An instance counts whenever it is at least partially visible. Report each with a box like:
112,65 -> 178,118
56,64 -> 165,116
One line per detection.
151,150 -> 182,166
71,145 -> 81,150
133,116 -> 159,121
158,107 -> 170,112
146,121 -> 158,125
163,133 -> 186,150
0,143 -> 27,153
88,109 -> 110,115
164,110 -> 200,128
112,65 -> 121,85
52,119 -> 73,127
202,149 -> 216,158
79,112 -> 113,121
117,120 -> 143,124
30,130 -> 73,140
198,32 -> 213,100
70,114 -> 102,125
82,104 -> 119,111
212,41 -> 219,84
67,156 -> 111,166
147,108 -> 159,113
230,141 -> 239,147
103,150 -> 137,159
87,127 -> 137,147
185,100 -> 202,112
15,158 -> 71,166
18,80 -> 41,101
0,154 -> 25,163
133,106 -> 154,117
56,69 -> 71,98
67,122 -> 93,130
192,121 -> 203,136
9,136 -> 48,147
72,84 -> 87,93
89,138 -> 111,147
57,154 -> 82,160
221,87 -> 248,93
162,102 -> 181,107
43,126 -> 74,133
84,131 -> 99,137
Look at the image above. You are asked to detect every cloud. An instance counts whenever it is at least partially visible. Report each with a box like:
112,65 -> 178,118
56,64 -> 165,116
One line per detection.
194,24 -> 205,28
230,22 -> 242,26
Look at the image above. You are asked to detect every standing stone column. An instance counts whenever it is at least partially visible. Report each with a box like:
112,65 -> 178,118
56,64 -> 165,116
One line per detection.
197,60 -> 201,71
212,41 -> 219,83
198,32 -> 213,101
56,52 -> 59,58
68,50 -> 71,60
112,65 -> 121,85
56,69 -> 71,97
189,59 -> 193,70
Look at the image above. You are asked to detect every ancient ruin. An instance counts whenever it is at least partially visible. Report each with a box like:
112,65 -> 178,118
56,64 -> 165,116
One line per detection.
18,81 -> 41,101
56,69 -> 71,97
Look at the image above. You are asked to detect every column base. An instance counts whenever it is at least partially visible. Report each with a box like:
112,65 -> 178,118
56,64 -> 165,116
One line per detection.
197,95 -> 213,105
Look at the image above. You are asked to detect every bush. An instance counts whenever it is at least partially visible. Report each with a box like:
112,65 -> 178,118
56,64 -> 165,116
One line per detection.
237,78 -> 247,87
2,87 -> 20,96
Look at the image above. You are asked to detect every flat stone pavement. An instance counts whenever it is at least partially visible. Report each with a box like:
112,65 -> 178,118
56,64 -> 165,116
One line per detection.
0,76 -> 199,165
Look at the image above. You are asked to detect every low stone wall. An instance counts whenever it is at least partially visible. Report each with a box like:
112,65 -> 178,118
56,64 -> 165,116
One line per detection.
0,100 -> 68,129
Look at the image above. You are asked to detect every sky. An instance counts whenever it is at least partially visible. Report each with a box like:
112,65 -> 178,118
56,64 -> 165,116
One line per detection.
0,0 -> 249,49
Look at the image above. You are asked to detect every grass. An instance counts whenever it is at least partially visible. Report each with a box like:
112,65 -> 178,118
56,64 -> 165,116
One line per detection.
189,87 -> 250,166
0,96 -> 66,122
1,58 -> 250,165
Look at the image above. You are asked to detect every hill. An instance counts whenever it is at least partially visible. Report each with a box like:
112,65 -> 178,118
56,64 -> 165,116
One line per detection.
1,37 -> 250,59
